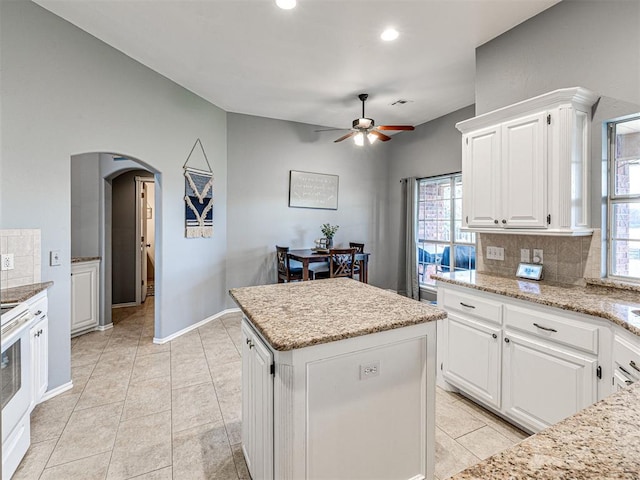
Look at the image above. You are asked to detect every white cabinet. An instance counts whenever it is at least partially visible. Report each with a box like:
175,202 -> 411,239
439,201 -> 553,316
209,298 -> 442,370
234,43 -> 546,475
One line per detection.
502,330 -> 597,432
241,320 -> 274,480
29,315 -> 48,411
457,87 -> 599,235
438,284 -> 604,433
71,260 -> 100,336
612,330 -> 640,391
27,291 -> 49,411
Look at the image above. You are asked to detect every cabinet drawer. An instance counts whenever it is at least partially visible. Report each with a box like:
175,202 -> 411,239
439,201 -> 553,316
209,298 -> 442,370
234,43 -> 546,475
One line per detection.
613,335 -> 640,380
28,295 -> 48,319
504,305 -> 598,354
442,288 -> 502,325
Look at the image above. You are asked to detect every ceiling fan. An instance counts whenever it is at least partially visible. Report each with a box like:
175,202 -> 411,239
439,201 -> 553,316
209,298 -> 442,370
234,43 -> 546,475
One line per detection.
333,93 -> 415,145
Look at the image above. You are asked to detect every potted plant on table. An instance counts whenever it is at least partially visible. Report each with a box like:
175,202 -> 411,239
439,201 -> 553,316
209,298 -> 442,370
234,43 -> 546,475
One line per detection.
321,223 -> 339,249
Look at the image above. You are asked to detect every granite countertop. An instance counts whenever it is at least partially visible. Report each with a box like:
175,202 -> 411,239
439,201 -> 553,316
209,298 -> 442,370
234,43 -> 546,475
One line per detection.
1,281 -> 54,304
432,271 -> 640,337
71,256 -> 101,263
452,382 -> 640,480
229,278 -> 446,351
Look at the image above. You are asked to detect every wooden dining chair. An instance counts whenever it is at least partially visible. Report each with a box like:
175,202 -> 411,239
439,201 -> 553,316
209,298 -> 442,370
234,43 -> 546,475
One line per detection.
329,248 -> 356,279
276,246 -> 310,282
349,242 -> 365,281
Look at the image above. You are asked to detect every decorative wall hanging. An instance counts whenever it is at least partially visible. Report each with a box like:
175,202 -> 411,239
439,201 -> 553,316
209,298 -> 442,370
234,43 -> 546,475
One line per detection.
183,138 -> 214,238
289,170 -> 339,210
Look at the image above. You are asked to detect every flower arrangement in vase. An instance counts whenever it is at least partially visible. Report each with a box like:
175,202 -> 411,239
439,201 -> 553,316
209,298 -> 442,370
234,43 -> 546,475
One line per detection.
320,223 -> 339,248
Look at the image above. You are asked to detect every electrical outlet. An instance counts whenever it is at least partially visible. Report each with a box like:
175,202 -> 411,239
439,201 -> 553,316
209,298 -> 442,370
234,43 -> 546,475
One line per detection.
360,361 -> 380,380
521,249 -> 531,263
1,253 -> 14,271
533,249 -> 544,264
50,250 -> 61,266
486,246 -> 504,261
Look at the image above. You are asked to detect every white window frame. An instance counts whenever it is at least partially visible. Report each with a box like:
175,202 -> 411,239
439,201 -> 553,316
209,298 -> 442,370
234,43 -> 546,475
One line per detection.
607,117 -> 640,283
416,173 -> 476,289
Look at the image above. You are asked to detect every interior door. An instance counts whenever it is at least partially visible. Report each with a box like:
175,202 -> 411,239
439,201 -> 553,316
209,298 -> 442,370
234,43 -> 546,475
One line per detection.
140,182 -> 148,304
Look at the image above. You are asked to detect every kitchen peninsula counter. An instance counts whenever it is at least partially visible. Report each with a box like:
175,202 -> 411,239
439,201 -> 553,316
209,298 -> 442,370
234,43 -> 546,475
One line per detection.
452,381 -> 640,479
432,271 -> 640,337
229,277 -> 446,350
230,278 -> 445,480
1,281 -> 53,304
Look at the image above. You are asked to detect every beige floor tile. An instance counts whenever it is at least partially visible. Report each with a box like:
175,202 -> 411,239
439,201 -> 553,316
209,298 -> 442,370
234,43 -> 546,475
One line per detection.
455,396 -> 530,443
12,439 -> 57,480
170,330 -> 202,350
91,348 -> 137,378
172,422 -> 239,480
171,352 -> 212,389
136,338 -> 170,357
172,382 -> 224,433
230,443 -> 250,480
436,398 -> 486,439
76,373 -> 130,410
107,410 -> 172,480
130,351 -> 170,384
30,393 -> 81,443
129,466 -> 173,479
122,376 -> 171,421
434,427 -> 480,480
203,337 -> 241,367
436,386 -> 463,406
47,401 -> 123,467
71,351 -> 102,368
456,425 -> 516,460
40,452 -> 111,480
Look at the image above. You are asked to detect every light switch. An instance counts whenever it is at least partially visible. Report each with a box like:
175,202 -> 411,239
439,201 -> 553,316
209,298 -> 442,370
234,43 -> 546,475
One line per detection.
50,250 -> 61,266
533,249 -> 544,264
521,249 -> 530,262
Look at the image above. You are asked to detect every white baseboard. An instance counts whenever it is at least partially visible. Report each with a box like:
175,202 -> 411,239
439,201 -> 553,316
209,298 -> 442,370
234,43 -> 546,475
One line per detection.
153,308 -> 241,344
112,302 -> 138,309
41,381 -> 73,402
96,323 -> 113,331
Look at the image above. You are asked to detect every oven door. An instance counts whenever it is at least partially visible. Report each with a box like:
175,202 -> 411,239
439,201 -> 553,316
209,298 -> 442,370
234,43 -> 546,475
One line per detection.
1,322 -> 31,442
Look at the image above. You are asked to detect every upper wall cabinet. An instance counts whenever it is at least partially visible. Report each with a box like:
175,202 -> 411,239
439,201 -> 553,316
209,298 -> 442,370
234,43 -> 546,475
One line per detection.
457,87 -> 599,236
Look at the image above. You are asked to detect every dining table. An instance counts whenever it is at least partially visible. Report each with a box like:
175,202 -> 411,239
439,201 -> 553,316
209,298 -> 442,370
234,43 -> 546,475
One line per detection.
287,249 -> 371,283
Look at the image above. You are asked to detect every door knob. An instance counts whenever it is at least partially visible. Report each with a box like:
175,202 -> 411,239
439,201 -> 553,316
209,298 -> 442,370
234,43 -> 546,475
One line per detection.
502,219 -> 507,224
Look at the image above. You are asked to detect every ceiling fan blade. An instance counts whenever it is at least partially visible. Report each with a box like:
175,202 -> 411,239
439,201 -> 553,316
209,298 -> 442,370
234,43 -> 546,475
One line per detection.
370,130 -> 392,142
334,132 -> 357,143
377,125 -> 415,131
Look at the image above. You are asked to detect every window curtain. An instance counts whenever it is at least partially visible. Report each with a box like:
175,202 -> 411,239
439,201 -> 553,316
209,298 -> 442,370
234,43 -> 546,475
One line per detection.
398,177 -> 419,300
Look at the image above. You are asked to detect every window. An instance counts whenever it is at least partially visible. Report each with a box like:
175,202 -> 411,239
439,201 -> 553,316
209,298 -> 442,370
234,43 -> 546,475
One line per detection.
417,173 -> 476,287
608,116 -> 640,282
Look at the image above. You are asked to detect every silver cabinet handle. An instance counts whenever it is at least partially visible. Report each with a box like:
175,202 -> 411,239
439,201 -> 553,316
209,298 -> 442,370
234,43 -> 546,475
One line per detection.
249,341 -> 254,349
492,333 -> 497,339
35,310 -> 42,316
504,338 -> 510,343
246,338 -> 251,344
533,323 -> 557,333
630,360 -> 640,373
626,380 -> 634,386
620,366 -> 632,376
494,219 -> 499,224
460,302 -> 475,309
502,219 -> 507,224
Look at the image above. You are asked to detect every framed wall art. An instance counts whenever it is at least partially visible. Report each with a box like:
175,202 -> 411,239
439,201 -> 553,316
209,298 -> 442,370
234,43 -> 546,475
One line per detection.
288,170 -> 339,210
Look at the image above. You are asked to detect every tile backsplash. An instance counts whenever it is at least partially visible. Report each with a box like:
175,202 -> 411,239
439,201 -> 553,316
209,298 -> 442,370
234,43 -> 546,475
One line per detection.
0,229 -> 42,289
477,229 -> 601,285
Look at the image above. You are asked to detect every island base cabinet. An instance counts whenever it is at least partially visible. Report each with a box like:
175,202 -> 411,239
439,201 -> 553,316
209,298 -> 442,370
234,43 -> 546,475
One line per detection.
241,321 -> 273,480
241,317 -> 437,480
502,331 -> 597,432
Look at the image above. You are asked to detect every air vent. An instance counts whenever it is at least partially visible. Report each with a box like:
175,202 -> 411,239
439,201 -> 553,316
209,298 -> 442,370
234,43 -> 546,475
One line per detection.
391,99 -> 411,106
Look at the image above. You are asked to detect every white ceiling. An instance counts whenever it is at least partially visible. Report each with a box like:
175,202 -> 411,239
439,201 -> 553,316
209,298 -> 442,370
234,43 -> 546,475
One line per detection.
35,0 -> 559,130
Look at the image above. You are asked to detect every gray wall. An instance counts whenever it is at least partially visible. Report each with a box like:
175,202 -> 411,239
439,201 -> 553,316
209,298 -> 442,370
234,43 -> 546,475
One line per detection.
112,169 -> 153,305
0,1 -> 228,390
70,153 -> 101,258
226,113 -> 391,297
476,0 -> 640,230
385,105 -> 476,292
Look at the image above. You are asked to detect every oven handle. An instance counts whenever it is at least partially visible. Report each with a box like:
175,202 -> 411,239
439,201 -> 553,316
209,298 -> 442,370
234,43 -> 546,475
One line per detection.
1,312 -> 33,339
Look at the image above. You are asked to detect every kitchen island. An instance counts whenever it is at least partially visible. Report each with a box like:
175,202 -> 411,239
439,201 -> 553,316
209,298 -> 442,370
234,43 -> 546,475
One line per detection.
229,278 -> 446,480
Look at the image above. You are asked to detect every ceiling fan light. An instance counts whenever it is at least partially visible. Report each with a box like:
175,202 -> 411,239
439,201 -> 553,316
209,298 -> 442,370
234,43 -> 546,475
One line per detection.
276,0 -> 296,9
354,132 -> 365,146
354,118 -> 374,129
381,28 -> 399,41
367,133 -> 377,144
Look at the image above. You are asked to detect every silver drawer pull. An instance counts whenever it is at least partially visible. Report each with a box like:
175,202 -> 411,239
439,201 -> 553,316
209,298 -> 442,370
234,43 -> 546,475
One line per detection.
533,323 -> 557,333
460,302 -> 475,309
626,380 -> 634,386
630,360 -> 640,373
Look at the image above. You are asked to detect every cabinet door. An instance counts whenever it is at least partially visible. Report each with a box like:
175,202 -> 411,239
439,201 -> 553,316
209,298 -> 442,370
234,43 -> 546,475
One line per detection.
463,126 -> 501,228
443,314 -> 501,409
241,320 -> 274,480
502,330 -> 597,432
501,112 -> 547,228
71,263 -> 98,333
30,316 -> 49,411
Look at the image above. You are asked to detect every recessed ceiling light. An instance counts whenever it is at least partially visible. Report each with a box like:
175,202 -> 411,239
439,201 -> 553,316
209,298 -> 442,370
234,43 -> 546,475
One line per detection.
381,28 -> 399,41
276,0 -> 296,9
